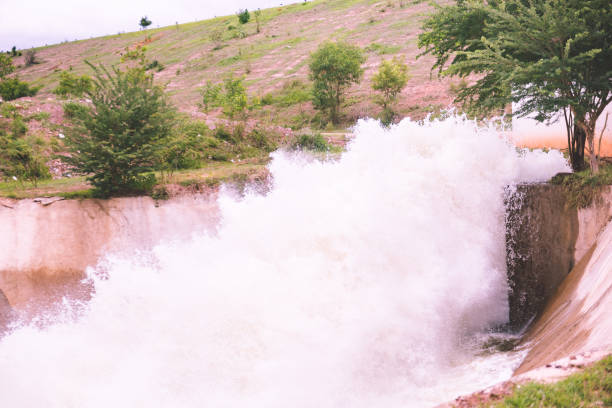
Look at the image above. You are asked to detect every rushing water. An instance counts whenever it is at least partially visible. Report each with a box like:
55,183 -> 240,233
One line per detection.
0,117 -> 569,407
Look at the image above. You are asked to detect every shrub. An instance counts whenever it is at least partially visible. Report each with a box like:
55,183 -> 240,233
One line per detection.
214,125 -> 232,142
0,78 -> 39,101
210,28 -> 224,48
237,9 -> 250,24
62,102 -> 91,120
293,133 -> 330,152
53,70 -> 93,97
0,54 -> 15,79
249,127 -> 276,152
24,50 -> 38,66
261,93 -> 275,105
63,61 -> 176,197
276,79 -> 311,107
230,28 -> 247,39
145,60 -> 164,72
157,119 -> 210,177
0,112 -> 51,186
200,81 -> 222,113
372,57 -> 409,125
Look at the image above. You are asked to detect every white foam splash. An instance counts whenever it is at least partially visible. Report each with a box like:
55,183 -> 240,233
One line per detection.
0,117 -> 569,407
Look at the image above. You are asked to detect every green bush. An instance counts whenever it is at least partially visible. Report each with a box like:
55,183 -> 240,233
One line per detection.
276,79 -> 311,107
293,133 -> 330,152
200,81 -> 222,112
200,75 -> 249,119
0,78 -> 39,101
53,70 -> 93,97
249,128 -> 276,152
145,60 -> 164,72
261,93 -> 275,105
214,126 -> 232,142
0,112 -> 51,186
157,120 -> 210,177
62,102 -> 91,120
63,62 -> 176,197
237,9 -> 250,24
0,54 -> 15,79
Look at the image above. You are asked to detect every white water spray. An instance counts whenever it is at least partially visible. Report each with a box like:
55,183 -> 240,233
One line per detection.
0,117 -> 569,407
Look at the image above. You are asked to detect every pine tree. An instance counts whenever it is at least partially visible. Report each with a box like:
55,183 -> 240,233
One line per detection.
63,61 -> 175,197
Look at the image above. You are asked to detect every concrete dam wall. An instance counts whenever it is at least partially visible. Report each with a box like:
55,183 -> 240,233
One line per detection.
0,196 -> 219,312
505,184 -> 612,374
505,184 -> 612,330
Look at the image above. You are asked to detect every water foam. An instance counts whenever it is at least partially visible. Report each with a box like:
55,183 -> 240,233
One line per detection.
0,117 -> 569,407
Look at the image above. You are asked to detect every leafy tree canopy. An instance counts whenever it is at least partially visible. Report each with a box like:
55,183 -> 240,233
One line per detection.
139,16 -> 152,30
309,41 -> 365,124
418,0 -> 612,172
372,57 -> 409,125
237,9 -> 250,24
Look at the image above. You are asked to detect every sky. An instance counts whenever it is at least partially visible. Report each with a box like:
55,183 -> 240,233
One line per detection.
0,0 -> 302,51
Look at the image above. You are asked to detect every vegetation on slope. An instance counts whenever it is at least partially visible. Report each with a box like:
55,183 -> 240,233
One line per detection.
0,0 -> 448,197
493,355 -> 612,408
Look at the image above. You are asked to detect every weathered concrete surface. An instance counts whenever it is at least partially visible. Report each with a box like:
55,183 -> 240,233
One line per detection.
514,215 -> 612,374
505,184 -> 612,331
0,288 -> 13,333
0,195 -> 219,311
505,184 -> 578,330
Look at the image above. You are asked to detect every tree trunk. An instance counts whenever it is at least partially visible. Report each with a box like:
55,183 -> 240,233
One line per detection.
570,124 -> 587,172
586,126 -> 599,173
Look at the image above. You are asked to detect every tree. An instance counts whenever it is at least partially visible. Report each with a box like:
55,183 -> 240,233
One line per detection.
221,74 -> 248,119
309,41 -> 365,124
0,54 -> 14,79
139,16 -> 152,30
372,57 -> 409,125
254,9 -> 262,33
418,0 -> 612,173
200,80 -> 222,113
237,9 -> 250,24
63,61 -> 176,197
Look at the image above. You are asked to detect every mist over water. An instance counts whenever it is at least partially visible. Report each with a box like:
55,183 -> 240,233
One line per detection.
0,117 -> 569,407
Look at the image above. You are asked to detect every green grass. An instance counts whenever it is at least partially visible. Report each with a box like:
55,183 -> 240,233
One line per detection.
0,176 -> 89,199
550,161 -> 612,208
0,160 -> 272,199
365,42 -> 402,55
493,355 -> 612,407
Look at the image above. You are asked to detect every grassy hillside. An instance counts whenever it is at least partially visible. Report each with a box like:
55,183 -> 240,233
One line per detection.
1,0 -> 456,197
12,0 -> 452,125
